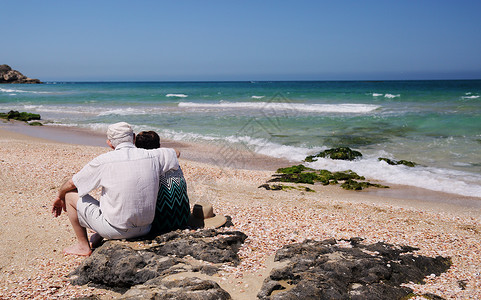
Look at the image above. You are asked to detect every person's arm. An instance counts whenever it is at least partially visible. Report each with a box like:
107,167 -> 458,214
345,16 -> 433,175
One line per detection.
52,178 -> 77,217
175,149 -> 181,158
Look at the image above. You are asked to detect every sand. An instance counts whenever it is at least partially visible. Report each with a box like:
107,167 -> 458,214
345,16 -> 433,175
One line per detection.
1,122 -> 480,299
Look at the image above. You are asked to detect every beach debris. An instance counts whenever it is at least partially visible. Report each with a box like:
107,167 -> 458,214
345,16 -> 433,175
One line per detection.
379,157 -> 418,167
265,165 -> 388,190
305,147 -> 363,162
0,64 -> 41,84
258,238 -> 451,299
0,110 -> 41,122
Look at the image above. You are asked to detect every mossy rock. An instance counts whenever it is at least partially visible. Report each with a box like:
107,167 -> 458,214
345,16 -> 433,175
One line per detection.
277,164 -> 314,174
268,163 -> 389,191
0,110 -> 41,122
271,167 -> 366,186
258,183 -> 315,192
28,122 -> 43,126
270,172 -> 321,184
379,157 -> 417,167
305,147 -> 363,162
340,179 -> 389,190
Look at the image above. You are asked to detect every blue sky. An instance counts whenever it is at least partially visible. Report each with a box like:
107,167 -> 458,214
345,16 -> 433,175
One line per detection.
2,1 -> 481,81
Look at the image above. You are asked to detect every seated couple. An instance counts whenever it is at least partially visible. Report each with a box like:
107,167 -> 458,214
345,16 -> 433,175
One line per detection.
52,122 -> 195,256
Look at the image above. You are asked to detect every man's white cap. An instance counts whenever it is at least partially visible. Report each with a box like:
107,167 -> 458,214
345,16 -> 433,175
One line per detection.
107,122 -> 133,140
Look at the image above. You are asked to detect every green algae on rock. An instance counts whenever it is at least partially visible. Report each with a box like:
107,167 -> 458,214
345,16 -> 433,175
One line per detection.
305,147 -> 363,162
340,179 -> 389,190
0,110 -> 41,122
378,157 -> 417,167
268,165 -> 387,190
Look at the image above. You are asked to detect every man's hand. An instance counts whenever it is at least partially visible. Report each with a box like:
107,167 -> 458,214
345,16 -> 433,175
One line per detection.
52,178 -> 77,217
52,196 -> 66,217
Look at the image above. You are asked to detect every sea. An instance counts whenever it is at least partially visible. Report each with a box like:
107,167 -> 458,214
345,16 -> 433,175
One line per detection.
1,80 -> 480,198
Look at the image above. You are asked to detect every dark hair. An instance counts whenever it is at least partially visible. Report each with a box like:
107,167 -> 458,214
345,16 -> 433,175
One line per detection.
135,131 -> 160,149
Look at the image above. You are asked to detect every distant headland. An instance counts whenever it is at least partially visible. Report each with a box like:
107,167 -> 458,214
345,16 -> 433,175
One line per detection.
0,64 -> 41,84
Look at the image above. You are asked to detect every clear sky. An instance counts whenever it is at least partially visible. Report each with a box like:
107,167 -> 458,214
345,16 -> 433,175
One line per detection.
2,0 -> 481,81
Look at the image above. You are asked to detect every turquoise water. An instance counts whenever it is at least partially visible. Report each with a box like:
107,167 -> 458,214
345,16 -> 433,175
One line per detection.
1,80 -> 480,197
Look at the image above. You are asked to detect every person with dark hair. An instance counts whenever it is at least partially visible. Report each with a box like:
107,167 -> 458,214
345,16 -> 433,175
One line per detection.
134,131 -> 160,149
135,131 -> 190,234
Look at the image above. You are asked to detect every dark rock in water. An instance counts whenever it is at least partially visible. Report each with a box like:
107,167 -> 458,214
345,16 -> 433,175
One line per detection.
0,64 -> 41,84
258,238 -> 451,299
0,110 -> 41,122
379,157 -> 417,167
121,277 -> 231,299
305,147 -> 363,162
69,229 -> 247,288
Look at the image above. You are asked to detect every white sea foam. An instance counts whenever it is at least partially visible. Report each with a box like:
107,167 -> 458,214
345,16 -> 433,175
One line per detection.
178,102 -> 380,113
154,128 -> 317,162
306,155 -> 481,198
0,87 -> 52,94
462,95 -> 479,99
251,95 -> 265,99
384,94 -> 400,98
166,93 -> 188,98
21,105 -> 99,115
97,107 -> 149,116
372,93 -> 383,97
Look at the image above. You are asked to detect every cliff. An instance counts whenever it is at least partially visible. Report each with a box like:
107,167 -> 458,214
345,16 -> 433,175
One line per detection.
0,64 -> 41,84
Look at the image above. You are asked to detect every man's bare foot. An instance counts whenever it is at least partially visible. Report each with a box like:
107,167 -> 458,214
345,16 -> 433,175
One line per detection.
63,243 -> 92,256
89,233 -> 104,249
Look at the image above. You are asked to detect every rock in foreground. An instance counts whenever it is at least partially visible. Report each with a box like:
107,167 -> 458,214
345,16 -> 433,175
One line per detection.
69,229 -> 247,288
258,238 -> 451,299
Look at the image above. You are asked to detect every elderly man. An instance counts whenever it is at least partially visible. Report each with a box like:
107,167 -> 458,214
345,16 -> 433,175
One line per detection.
52,122 -> 179,256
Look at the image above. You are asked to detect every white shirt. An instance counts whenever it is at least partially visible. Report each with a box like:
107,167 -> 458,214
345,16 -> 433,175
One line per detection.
72,142 -> 179,229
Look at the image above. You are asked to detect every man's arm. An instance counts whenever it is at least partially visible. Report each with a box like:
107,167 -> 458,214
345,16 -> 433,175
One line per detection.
175,149 -> 180,158
52,178 -> 77,217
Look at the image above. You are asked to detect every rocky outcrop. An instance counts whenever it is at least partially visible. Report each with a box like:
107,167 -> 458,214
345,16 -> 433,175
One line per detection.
69,229 -> 247,288
0,64 -> 41,84
121,277 -> 232,300
69,230 -> 451,299
305,147 -> 363,162
258,238 -> 451,299
0,110 -> 41,122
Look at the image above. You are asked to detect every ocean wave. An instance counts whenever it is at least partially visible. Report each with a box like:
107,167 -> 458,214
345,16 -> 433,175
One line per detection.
384,94 -> 400,98
157,129 -> 317,162
251,95 -> 265,99
97,107 -> 149,116
306,156 -> 481,198
178,102 -> 380,113
166,93 -> 188,98
462,95 -> 479,99
0,87 -> 52,94
21,105 -> 99,115
372,93 -> 384,97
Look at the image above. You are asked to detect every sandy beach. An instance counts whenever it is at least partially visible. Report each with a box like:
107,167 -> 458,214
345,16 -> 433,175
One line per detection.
1,121 -> 480,299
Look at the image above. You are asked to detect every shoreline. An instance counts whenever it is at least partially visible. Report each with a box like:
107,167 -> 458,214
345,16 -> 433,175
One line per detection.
1,120 -> 479,213
0,120 -> 293,171
1,123 -> 481,299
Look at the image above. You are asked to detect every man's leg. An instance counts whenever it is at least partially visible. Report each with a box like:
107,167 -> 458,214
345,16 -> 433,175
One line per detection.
64,191 -> 92,256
